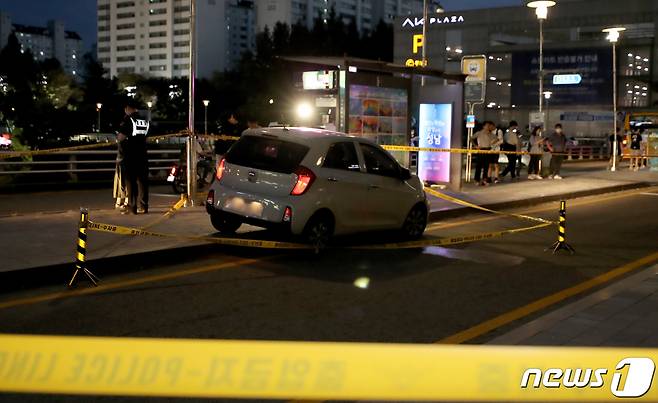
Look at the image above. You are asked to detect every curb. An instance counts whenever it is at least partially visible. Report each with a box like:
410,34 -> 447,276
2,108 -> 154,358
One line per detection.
0,182 -> 652,282
428,182 -> 653,221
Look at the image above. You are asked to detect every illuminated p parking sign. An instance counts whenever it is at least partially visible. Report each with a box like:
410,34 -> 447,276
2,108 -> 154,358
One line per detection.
553,74 -> 582,85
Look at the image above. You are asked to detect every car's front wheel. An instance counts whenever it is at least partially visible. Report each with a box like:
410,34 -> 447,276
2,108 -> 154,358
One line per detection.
401,204 -> 427,240
303,212 -> 334,252
210,212 -> 242,234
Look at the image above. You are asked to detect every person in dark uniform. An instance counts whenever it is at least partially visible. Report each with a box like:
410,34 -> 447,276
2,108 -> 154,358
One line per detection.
117,99 -> 150,214
214,113 -> 242,159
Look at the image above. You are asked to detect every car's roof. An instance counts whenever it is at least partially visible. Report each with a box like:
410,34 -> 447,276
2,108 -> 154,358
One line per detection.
242,127 -> 364,144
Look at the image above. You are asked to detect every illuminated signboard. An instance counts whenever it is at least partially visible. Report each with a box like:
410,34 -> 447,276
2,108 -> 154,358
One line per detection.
402,15 -> 465,28
405,34 -> 428,68
302,71 -> 336,90
553,74 -> 583,85
418,103 -> 452,183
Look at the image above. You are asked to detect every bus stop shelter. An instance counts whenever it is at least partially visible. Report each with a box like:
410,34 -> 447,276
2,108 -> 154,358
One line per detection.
281,56 -> 466,190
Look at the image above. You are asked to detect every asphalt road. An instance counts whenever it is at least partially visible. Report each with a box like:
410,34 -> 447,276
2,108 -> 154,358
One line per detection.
1,187 -> 657,402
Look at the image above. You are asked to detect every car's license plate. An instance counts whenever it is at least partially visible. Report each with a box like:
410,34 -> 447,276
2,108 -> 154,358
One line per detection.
224,197 -> 264,217
166,175 -> 175,182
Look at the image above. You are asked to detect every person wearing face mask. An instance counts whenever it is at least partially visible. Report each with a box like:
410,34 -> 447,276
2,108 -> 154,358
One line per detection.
501,121 -> 521,180
527,126 -> 544,180
546,123 -> 567,179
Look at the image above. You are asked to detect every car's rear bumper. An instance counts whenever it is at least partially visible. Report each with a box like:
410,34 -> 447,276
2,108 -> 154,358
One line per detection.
206,202 -> 291,233
206,184 -> 308,234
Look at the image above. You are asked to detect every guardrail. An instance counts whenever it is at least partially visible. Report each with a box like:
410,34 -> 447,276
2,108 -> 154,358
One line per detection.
0,149 -> 182,181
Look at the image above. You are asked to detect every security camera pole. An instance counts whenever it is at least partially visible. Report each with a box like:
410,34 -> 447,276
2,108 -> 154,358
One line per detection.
186,0 -> 197,205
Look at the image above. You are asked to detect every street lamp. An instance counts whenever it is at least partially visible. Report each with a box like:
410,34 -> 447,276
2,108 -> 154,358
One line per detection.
146,101 -> 153,122
543,91 -> 553,130
96,103 -> 102,133
603,26 -> 625,172
202,99 -> 210,135
527,1 -> 556,122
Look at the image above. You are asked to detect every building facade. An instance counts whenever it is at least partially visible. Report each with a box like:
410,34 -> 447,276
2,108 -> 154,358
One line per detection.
97,0 -> 255,79
256,0 -> 423,34
394,0 -> 658,138
0,11 -> 83,76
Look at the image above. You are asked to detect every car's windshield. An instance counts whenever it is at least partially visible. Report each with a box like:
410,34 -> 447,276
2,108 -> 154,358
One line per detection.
225,135 -> 309,174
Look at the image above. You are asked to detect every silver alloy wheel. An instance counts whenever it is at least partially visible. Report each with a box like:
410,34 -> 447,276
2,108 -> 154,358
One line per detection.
306,218 -> 332,252
403,206 -> 427,239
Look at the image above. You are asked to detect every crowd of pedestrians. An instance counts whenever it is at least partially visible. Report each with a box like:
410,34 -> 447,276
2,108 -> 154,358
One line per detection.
470,121 -> 586,186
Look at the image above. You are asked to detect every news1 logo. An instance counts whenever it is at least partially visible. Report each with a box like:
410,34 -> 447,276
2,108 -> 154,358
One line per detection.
520,358 -> 656,398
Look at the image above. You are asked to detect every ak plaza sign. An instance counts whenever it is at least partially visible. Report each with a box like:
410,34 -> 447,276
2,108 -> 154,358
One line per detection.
402,15 -> 466,68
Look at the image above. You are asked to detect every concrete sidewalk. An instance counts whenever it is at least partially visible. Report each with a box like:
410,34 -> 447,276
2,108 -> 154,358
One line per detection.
0,161 -> 655,273
489,263 -> 658,347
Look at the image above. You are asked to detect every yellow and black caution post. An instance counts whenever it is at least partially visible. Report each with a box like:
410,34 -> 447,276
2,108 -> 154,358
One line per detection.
68,208 -> 100,288
546,200 -> 575,255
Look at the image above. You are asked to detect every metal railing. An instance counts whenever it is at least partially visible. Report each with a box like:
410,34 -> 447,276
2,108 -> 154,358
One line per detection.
0,149 -> 181,181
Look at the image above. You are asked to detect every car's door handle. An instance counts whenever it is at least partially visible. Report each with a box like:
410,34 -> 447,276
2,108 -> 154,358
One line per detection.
368,184 -> 380,189
327,177 -> 339,182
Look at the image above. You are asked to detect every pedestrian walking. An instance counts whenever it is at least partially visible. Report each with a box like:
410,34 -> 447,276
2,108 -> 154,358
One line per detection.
117,99 -> 150,215
546,123 -> 567,179
472,121 -> 495,186
500,120 -> 521,180
527,126 -> 544,180
488,125 -> 503,183
629,129 -> 643,171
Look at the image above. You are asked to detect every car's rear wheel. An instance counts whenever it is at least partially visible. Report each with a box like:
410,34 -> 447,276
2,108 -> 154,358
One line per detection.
210,212 -> 242,234
402,203 -> 427,240
303,212 -> 334,252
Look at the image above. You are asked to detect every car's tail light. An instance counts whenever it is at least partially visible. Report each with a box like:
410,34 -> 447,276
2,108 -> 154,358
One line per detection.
216,158 -> 226,181
282,206 -> 292,222
206,189 -> 215,206
290,166 -> 315,196
206,190 -> 215,206
169,166 -> 177,176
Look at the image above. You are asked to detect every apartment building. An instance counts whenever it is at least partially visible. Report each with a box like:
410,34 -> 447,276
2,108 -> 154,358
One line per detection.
256,0 -> 423,34
97,0 -> 255,78
0,11 -> 83,76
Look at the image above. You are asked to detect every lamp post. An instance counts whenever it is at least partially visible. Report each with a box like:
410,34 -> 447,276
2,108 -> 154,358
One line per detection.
527,1 -> 556,124
543,91 -> 552,130
203,100 -> 209,135
603,27 -> 625,172
96,103 -> 102,133
146,101 -> 153,122
187,0 -> 197,204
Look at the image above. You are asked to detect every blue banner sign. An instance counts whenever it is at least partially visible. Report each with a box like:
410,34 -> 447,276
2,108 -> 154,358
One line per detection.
418,104 -> 452,184
512,48 -> 612,106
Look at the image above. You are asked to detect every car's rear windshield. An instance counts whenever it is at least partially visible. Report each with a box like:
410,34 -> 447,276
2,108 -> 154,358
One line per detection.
225,135 -> 310,174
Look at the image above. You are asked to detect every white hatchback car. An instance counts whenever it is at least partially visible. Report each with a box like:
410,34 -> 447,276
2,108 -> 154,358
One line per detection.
206,127 -> 430,247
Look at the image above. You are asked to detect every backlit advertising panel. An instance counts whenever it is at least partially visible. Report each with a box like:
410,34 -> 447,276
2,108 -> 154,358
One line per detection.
418,103 -> 452,183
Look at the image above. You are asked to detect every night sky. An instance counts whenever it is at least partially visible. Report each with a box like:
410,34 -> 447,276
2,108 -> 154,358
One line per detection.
0,0 -> 523,53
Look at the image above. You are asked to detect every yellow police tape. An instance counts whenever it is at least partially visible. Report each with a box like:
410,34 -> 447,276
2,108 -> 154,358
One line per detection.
351,221 -> 552,250
383,144 -> 542,156
85,185 -> 554,250
87,219 -> 552,251
0,132 -> 184,160
87,221 -> 313,250
0,334 -> 656,401
424,187 -> 555,225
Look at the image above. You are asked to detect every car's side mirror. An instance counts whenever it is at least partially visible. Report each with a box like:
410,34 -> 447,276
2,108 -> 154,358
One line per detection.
399,167 -> 412,181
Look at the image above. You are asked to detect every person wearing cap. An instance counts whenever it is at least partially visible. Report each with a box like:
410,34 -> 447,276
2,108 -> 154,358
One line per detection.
117,99 -> 150,214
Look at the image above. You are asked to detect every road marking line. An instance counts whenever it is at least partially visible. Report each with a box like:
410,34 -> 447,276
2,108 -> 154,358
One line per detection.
436,250 -> 658,344
426,186 -> 656,231
640,192 -> 658,197
0,256 -> 271,311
